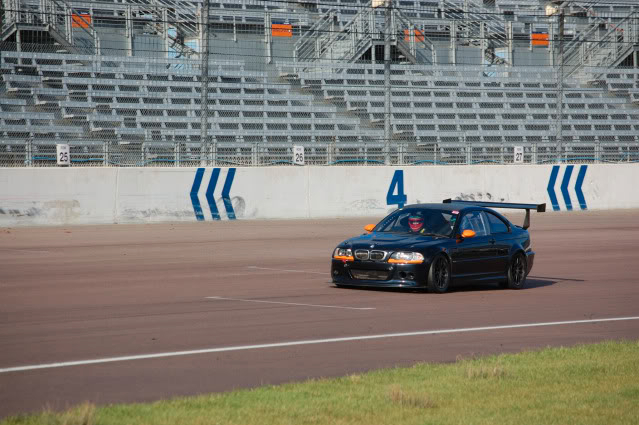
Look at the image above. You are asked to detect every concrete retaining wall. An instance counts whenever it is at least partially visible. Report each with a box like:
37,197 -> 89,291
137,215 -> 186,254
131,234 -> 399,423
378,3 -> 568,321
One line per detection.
0,164 -> 637,226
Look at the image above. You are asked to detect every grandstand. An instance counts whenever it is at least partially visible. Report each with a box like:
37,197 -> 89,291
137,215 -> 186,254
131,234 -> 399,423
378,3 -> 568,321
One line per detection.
1,0 -> 638,166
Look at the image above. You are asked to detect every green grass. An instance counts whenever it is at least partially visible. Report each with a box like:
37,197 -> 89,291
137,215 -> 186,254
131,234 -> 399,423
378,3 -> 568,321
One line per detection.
4,340 -> 639,425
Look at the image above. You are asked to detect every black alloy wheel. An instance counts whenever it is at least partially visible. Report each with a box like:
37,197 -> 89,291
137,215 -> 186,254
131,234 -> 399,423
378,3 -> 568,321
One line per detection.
427,255 -> 450,294
507,252 -> 527,289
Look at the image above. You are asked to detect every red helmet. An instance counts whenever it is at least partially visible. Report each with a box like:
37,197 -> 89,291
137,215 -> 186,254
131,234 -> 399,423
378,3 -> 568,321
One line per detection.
408,214 -> 424,232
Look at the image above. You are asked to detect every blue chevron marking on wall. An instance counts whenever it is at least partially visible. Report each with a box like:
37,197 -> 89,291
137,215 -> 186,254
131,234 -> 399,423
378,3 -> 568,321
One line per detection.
560,165 -> 575,211
221,168 -> 237,220
547,165 -> 561,211
190,168 -> 206,221
547,165 -> 588,211
191,168 -> 237,220
575,165 -> 588,210
206,168 -> 221,220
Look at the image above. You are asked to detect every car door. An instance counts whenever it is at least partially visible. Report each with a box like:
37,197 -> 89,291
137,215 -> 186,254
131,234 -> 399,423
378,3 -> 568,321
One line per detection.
483,211 -> 512,278
450,210 -> 494,282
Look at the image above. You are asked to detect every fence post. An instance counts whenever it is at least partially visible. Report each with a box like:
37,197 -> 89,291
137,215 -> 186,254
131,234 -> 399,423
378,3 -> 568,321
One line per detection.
200,0 -> 210,167
251,143 -> 257,166
328,137 -> 335,165
434,143 -> 437,165
25,137 -> 33,166
258,141 -> 264,166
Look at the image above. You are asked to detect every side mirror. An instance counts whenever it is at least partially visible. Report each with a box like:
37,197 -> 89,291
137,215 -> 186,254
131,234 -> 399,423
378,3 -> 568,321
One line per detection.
460,229 -> 476,239
364,224 -> 375,232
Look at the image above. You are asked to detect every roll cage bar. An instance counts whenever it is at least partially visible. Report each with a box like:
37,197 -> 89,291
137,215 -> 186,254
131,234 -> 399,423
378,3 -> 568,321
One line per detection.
442,199 -> 546,230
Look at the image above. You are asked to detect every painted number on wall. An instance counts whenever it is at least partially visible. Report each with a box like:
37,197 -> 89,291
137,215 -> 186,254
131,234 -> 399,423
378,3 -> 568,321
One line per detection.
386,170 -> 407,209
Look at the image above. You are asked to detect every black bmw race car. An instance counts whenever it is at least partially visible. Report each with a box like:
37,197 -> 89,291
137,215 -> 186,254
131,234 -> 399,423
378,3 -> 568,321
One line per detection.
331,199 -> 545,293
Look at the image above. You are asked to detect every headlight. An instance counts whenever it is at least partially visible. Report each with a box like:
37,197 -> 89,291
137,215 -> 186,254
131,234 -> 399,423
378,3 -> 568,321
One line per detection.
388,251 -> 425,264
333,248 -> 354,261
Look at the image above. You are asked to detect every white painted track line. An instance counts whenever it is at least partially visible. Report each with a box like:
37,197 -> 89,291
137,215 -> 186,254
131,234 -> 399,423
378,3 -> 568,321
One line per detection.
206,296 -> 376,310
247,266 -> 326,275
0,248 -> 51,254
2,316 -> 639,374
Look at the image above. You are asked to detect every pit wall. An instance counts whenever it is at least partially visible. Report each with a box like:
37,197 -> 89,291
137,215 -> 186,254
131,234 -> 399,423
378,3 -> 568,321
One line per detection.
0,164 -> 637,226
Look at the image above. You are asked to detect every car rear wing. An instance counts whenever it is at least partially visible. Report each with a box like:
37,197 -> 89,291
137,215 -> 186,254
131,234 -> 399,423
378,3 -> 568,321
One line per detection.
442,199 -> 546,230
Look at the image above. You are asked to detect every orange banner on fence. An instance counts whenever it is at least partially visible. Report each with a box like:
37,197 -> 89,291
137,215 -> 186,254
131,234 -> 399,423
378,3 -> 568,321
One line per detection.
531,32 -> 549,46
272,24 -> 292,37
71,14 -> 92,28
404,29 -> 425,42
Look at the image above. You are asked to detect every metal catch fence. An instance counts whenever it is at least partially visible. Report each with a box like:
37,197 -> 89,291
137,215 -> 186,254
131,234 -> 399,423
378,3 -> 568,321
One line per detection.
2,0 -> 639,168
2,140 -> 638,167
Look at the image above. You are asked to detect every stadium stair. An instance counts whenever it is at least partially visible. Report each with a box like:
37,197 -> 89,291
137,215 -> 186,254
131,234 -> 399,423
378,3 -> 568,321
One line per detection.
2,0 -> 99,55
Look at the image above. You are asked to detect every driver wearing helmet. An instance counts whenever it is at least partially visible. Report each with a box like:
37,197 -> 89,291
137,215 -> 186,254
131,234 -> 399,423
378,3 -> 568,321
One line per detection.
408,214 -> 426,234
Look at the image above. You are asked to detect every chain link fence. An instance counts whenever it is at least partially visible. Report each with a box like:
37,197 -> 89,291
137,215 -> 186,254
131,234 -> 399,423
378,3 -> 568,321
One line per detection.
2,0 -> 639,167
2,139 -> 638,167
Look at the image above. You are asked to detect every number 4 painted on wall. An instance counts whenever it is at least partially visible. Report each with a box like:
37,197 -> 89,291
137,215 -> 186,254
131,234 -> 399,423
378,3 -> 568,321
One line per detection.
386,170 -> 407,209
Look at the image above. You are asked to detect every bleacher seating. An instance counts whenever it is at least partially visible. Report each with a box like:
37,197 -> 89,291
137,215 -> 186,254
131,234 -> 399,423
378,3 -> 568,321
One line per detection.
0,52 -> 380,146
291,63 -> 639,146
2,51 -> 638,152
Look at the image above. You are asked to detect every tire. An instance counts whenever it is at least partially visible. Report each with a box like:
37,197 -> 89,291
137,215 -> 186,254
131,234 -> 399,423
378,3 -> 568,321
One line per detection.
427,255 -> 450,294
506,252 -> 527,289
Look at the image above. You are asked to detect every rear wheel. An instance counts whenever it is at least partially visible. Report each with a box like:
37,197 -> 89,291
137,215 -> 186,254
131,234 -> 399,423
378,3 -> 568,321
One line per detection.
427,255 -> 450,294
507,252 -> 527,289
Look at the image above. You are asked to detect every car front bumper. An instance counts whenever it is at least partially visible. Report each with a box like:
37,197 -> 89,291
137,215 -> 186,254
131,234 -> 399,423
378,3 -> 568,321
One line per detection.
331,259 -> 430,288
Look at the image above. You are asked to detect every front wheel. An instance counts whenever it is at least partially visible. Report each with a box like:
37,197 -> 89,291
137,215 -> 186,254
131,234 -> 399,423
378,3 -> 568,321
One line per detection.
507,252 -> 527,289
427,255 -> 450,294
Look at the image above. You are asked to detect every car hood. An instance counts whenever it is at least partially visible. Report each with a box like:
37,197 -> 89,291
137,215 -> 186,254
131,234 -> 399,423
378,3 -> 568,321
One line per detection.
341,232 -> 446,251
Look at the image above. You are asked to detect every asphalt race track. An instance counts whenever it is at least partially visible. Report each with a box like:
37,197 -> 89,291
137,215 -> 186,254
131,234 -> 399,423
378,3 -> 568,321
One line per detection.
1,210 -> 638,418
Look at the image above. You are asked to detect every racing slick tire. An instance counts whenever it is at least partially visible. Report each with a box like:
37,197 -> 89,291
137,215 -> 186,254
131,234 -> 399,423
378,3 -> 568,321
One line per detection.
506,252 -> 527,289
427,255 -> 450,294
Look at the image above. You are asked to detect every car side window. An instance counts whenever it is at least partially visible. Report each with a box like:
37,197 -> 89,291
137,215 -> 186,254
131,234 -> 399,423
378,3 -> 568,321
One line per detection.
459,211 -> 489,237
485,212 -> 509,234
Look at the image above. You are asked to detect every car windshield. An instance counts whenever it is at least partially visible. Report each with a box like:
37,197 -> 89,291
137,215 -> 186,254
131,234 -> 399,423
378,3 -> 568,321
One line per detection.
374,208 -> 457,237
